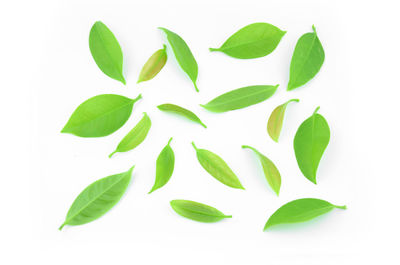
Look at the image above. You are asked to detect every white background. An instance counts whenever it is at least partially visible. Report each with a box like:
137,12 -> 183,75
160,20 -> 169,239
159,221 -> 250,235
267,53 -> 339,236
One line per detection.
1,0 -> 398,264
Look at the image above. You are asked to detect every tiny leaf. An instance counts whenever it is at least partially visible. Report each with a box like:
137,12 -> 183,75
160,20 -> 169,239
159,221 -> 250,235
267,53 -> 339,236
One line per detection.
137,45 -> 167,83
149,138 -> 175,193
109,112 -> 151,157
242,145 -> 281,196
170,199 -> 232,223
159,27 -> 199,92
210,22 -> 286,59
294,107 -> 330,184
288,25 -> 325,90
264,198 -> 346,230
61,94 -> 142,138
192,142 -> 244,189
157,103 -> 207,128
201,85 -> 278,113
59,166 -> 134,230
89,21 -> 126,84
267,99 -> 299,142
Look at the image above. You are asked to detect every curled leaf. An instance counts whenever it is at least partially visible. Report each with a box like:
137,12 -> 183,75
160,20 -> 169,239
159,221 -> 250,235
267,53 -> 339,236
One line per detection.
267,99 -> 299,142
157,103 -> 207,128
149,138 -> 175,193
137,45 -> 167,83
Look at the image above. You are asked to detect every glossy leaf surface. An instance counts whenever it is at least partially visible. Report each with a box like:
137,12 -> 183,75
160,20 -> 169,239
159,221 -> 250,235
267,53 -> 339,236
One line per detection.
267,99 -> 299,142
170,199 -> 232,223
157,103 -> 207,128
149,138 -> 175,193
288,25 -> 325,90
192,142 -> 244,189
61,94 -> 142,137
89,21 -> 126,84
201,85 -> 278,113
264,198 -> 346,230
294,107 -> 330,184
137,45 -> 167,83
59,166 -> 134,230
210,22 -> 286,59
109,112 -> 151,157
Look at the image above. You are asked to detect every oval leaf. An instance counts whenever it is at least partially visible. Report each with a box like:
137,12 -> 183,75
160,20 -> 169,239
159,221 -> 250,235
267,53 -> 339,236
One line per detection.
288,25 -> 325,90
59,166 -> 134,230
137,45 -> 167,83
267,99 -> 299,142
109,112 -> 151,157
201,85 -> 278,113
159,27 -> 199,92
157,103 -> 207,128
242,145 -> 281,196
89,21 -> 126,84
264,198 -> 346,230
61,94 -> 142,137
294,107 -> 330,184
210,22 -> 286,59
192,142 -> 244,189
149,138 -> 175,193
170,199 -> 232,223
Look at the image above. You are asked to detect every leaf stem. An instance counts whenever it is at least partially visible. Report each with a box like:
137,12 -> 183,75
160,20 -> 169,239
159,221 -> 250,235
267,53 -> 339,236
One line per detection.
133,93 -> 142,103
313,106 -> 320,115
335,205 -> 347,210
58,223 -> 66,231
312,25 -> 317,34
168,137 -> 173,145
209,47 -> 219,52
193,82 -> 199,92
191,141 -> 198,150
109,150 -> 117,158
200,122 -> 207,129
285,98 -> 300,104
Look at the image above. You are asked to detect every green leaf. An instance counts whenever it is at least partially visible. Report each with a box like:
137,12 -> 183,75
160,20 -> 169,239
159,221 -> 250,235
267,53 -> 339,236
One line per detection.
61,94 -> 142,137
201,85 -> 278,113
264,198 -> 346,230
192,142 -> 244,189
288,25 -> 325,90
267,99 -> 299,142
157,103 -> 207,128
210,22 -> 286,59
149,138 -> 175,193
170,199 -> 232,223
242,145 -> 281,196
109,112 -> 151,158
89,21 -> 126,84
159,27 -> 199,92
137,44 -> 167,83
59,166 -> 134,230
294,107 -> 330,184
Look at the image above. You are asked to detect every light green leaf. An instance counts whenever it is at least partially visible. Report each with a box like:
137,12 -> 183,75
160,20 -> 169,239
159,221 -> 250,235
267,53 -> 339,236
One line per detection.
109,112 -> 151,158
149,138 -> 175,193
294,107 -> 330,184
288,25 -> 325,90
201,85 -> 278,113
242,145 -> 281,196
210,22 -> 286,59
89,21 -> 126,84
159,27 -> 199,92
192,142 -> 244,189
264,198 -> 346,230
59,166 -> 134,230
157,103 -> 207,128
267,99 -> 299,142
170,200 -> 232,223
61,94 -> 142,138
137,45 -> 167,83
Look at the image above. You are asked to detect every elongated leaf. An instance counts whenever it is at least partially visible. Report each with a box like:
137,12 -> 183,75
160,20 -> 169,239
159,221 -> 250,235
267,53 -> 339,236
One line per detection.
267,99 -> 299,142
159,27 -> 199,92
149,138 -> 175,193
210,22 -> 286,59
201,85 -> 278,113
89,21 -> 126,84
157,103 -> 207,128
137,45 -> 167,83
288,25 -> 325,90
59,166 -> 134,230
192,142 -> 244,189
109,112 -> 151,157
294,107 -> 330,184
242,145 -> 281,196
264,198 -> 346,230
170,199 -> 232,223
61,94 -> 142,137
